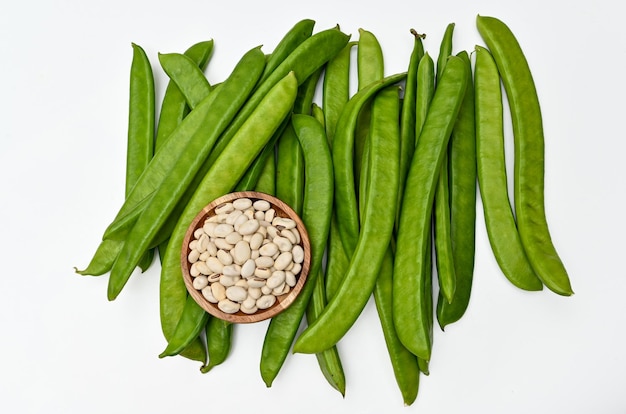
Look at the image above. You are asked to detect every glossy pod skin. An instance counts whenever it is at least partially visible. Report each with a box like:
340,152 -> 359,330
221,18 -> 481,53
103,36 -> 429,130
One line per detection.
436,50 -> 482,329
393,56 -> 469,360
293,85 -> 401,355
476,15 -> 572,295
473,45 -> 543,292
158,52 -> 212,109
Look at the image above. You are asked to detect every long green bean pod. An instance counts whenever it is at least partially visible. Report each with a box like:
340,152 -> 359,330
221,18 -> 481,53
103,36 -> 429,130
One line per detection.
293,85 -> 400,354
476,15 -> 572,295
472,45 -> 543,292
260,114 -> 334,387
393,56 -> 468,360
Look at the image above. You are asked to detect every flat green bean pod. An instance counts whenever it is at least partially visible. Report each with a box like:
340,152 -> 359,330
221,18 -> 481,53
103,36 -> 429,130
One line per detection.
260,113 -> 334,387
293,85 -> 400,354
158,52 -> 212,109
201,318 -> 233,373
476,15 -> 572,295
393,56 -> 468,360
472,44 -> 543,292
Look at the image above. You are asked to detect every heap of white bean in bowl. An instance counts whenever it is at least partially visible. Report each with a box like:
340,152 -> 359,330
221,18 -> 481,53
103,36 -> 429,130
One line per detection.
187,197 -> 304,315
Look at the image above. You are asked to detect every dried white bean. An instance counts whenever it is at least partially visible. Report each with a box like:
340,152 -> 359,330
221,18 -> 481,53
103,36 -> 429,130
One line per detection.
272,283 -> 288,296
206,241 -> 217,256
248,287 -> 262,299
266,270 -> 286,289
207,273 -> 221,283
188,249 -> 200,263
205,257 -> 224,274
255,256 -> 274,269
238,219 -> 260,236
285,271 -> 297,287
240,304 -> 258,314
225,209 -> 243,225
273,236 -> 292,252
274,251 -> 293,271
202,286 -> 218,303
241,259 -> 256,278
233,197 -> 253,210
272,217 -> 296,229
292,244 -> 304,264
222,264 -> 241,278
261,285 -> 272,295
232,240 -> 251,265
211,283 -> 226,301
217,249 -> 233,265
233,213 -> 249,232
219,274 -> 238,287
259,242 -> 278,257
251,249 -> 260,260
249,233 -> 264,250
214,238 -> 234,251
235,278 -> 249,288
194,228 -> 206,240
254,210 -> 265,221
243,208 -> 255,219
225,231 -> 243,245
254,267 -> 271,279
266,225 -> 279,239
253,199 -> 271,211
256,295 -> 276,309
193,275 -> 209,290
199,251 -> 210,262
218,299 -> 240,314
196,261 -> 212,275
264,208 -> 276,223
247,278 -> 266,288
243,296 -> 257,309
281,229 -> 297,244
291,263 -> 302,275
213,223 -> 234,238
190,262 -> 201,277
215,202 -> 234,215
226,286 -> 247,302
189,239 -> 199,251
289,228 -> 301,244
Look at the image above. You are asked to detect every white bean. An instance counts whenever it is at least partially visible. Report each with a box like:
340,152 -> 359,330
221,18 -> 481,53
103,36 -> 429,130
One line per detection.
259,242 -> 278,257
214,238 -> 234,251
261,285 -> 272,295
217,249 -> 233,266
254,267 -> 271,279
219,274 -> 238,287
249,233 -> 264,250
232,240 -> 251,265
247,278 -> 266,288
273,236 -> 292,252
248,287 -> 262,299
292,244 -> 304,264
285,270 -> 297,287
202,286 -> 218,303
225,231 -> 243,245
213,223 -> 234,238
226,286 -> 247,302
266,270 -> 286,289
240,304 -> 258,314
238,219 -> 260,235
192,275 -> 209,290
205,257 -> 224,274
215,202 -> 234,215
218,299 -> 240,314
241,259 -> 256,279
207,273 -> 221,283
274,251 -> 293,271
188,249 -> 200,263
222,264 -> 241,278
289,228 -> 301,244
272,217 -> 296,229
253,199 -> 271,211
264,208 -> 276,223
195,261 -> 212,276
225,209 -> 243,225
290,263 -> 301,275
206,241 -> 218,256
202,221 -> 217,237
233,197 -> 253,210
256,295 -> 276,310
281,229 -> 297,244
233,213 -> 249,232
211,283 -> 226,301
194,227 -> 205,239
254,210 -> 265,221
190,262 -> 201,277
254,256 -> 274,269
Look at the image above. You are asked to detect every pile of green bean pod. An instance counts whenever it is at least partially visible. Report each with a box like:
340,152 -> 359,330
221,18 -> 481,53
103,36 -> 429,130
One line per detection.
75,15 -> 572,406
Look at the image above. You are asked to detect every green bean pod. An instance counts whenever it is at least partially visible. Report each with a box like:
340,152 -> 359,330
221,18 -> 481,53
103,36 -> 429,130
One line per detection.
260,19 -> 315,84
125,43 -> 155,197
201,318 -> 233,373
397,30 -> 425,230
293,85 -> 400,354
159,71 -> 298,361
331,73 -> 406,258
415,53 -> 435,145
354,28 -> 384,187
393,56 -> 468,360
476,15 -> 572,295
158,52 -> 212,109
322,42 -> 355,144
374,247 -> 420,406
433,23 -> 457,305
158,296 -> 209,358
275,124 -> 305,214
260,113 -> 334,387
436,50 -> 482,328
107,47 -> 267,300
155,40 -> 214,148
254,148 -> 276,195
472,45 -> 543,292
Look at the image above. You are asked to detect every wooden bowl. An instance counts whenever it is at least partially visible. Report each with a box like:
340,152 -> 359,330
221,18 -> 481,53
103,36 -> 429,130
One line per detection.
181,191 -> 311,324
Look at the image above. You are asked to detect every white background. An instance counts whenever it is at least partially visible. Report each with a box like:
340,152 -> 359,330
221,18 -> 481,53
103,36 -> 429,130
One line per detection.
1,0 -> 625,413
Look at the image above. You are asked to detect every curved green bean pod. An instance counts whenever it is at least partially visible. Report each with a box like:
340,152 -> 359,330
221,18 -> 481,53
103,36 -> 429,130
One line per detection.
393,56 -> 468,360
472,45 -> 543,292
158,52 -> 212,109
436,50 -> 483,328
331,72 -> 406,258
201,318 -> 233,373
374,247 -> 420,406
159,71 -> 298,359
293,85 -> 400,354
158,296 -> 209,358
476,15 -> 572,295
155,40 -> 214,148
260,113 -> 334,387
415,53 -> 435,144
107,47 -> 267,300
254,148 -> 276,195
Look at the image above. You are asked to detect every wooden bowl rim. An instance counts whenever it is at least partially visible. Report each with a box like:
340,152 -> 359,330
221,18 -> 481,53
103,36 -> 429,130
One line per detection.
181,191 -> 311,324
